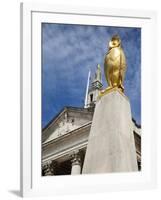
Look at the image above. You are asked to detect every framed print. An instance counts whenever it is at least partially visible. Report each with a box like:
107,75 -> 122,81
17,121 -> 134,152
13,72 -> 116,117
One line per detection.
20,2 -> 157,197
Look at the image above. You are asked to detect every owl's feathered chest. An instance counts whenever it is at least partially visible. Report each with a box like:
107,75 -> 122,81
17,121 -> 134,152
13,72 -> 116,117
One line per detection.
104,47 -> 126,71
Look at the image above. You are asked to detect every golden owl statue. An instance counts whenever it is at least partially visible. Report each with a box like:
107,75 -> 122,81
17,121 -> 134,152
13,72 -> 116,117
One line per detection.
104,35 -> 127,92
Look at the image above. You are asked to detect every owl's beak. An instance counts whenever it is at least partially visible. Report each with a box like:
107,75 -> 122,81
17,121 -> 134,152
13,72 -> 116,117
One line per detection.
109,40 -> 120,49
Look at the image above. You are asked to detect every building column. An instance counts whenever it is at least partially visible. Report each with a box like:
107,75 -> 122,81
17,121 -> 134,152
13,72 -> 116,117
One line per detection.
71,150 -> 81,175
43,160 -> 54,176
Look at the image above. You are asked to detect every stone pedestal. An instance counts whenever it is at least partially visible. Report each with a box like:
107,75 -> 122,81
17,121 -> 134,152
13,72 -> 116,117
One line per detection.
82,89 -> 138,173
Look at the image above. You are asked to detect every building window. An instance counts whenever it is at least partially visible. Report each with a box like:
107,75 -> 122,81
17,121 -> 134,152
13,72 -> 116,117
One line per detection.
137,160 -> 141,171
90,94 -> 93,103
71,118 -> 75,125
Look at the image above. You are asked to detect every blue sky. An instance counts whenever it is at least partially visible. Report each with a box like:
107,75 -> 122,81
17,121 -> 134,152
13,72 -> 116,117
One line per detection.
42,23 -> 141,128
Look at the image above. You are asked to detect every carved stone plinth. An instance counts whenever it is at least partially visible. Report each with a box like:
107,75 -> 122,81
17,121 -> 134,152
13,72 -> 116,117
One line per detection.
82,89 -> 138,173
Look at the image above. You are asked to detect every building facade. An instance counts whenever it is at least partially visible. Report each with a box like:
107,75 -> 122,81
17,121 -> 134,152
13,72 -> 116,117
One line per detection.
42,65 -> 141,176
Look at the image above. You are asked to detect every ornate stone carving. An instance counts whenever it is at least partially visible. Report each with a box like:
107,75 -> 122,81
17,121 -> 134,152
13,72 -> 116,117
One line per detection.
42,160 -> 55,176
71,150 -> 81,166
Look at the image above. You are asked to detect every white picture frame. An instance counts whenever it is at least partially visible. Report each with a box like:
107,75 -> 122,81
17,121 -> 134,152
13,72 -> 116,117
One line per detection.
20,2 -> 157,197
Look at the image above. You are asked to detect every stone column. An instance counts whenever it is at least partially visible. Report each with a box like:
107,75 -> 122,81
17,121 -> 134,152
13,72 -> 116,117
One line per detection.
43,160 -> 54,176
71,150 -> 81,175
82,89 -> 138,173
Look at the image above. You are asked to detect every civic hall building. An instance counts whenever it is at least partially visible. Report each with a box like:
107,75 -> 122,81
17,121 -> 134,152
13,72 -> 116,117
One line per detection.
42,65 -> 141,176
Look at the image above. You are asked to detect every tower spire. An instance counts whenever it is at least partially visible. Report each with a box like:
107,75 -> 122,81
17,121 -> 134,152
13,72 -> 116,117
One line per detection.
94,64 -> 102,83
84,64 -> 103,109
84,70 -> 91,108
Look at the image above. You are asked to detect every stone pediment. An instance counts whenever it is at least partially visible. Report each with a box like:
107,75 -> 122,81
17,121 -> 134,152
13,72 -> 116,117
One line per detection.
42,107 -> 93,143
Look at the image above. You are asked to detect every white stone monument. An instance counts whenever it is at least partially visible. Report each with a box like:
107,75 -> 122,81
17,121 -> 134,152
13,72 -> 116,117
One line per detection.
82,88 -> 138,173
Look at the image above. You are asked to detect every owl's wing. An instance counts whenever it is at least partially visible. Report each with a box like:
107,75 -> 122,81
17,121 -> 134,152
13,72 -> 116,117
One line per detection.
120,48 -> 127,82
